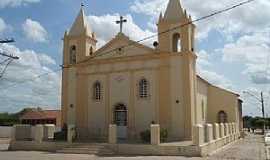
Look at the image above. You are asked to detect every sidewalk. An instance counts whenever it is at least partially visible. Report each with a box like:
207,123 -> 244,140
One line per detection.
208,133 -> 266,160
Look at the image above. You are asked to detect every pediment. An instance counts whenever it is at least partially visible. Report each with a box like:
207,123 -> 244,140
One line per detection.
93,33 -> 155,59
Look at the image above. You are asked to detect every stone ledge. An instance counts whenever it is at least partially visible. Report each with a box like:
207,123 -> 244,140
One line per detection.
199,133 -> 241,156
9,133 -> 241,157
9,140 -> 200,157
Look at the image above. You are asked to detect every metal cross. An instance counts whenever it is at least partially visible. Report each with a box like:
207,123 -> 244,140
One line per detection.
116,16 -> 127,33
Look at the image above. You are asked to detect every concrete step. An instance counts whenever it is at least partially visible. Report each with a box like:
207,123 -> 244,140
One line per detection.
56,144 -> 115,155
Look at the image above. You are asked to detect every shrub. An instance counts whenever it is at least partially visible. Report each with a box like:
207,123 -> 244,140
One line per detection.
140,129 -> 150,143
160,128 -> 168,142
54,131 -> 67,141
140,128 -> 168,143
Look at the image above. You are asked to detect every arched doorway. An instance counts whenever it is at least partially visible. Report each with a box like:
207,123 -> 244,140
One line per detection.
114,103 -> 127,139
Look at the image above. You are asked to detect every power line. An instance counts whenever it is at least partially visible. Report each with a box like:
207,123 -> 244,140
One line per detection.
0,38 -> 19,79
0,58 -> 12,65
0,0 -> 255,92
0,58 -> 13,78
0,68 -> 62,91
0,38 -> 15,44
63,0 -> 255,68
0,52 -> 19,59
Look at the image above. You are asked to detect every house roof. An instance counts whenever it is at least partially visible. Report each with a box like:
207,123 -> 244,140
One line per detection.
20,110 -> 61,120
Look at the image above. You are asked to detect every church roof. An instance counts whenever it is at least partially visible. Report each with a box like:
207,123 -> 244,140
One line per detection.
164,0 -> 185,21
197,75 -> 240,96
69,7 -> 92,37
94,33 -> 155,57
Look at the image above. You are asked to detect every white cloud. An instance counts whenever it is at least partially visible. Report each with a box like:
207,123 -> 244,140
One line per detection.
222,31 -> 270,84
88,14 -> 155,48
22,19 -> 48,43
130,0 -> 270,40
0,0 -> 39,8
198,68 -> 233,90
240,87 -> 270,116
0,44 -> 60,112
197,50 -> 211,67
0,18 -> 7,34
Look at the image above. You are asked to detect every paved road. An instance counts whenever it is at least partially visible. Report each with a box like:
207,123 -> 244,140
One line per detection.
0,134 -> 265,160
208,133 -> 266,160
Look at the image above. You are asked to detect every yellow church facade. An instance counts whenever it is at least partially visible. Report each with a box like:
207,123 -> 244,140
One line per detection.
61,0 -> 242,142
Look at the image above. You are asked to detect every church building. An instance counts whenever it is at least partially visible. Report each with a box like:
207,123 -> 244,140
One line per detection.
61,0 -> 242,142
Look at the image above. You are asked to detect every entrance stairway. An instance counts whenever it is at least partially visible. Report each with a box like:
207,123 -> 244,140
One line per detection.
56,144 -> 115,155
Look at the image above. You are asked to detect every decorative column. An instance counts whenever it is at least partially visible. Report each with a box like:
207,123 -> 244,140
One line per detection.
14,124 -> 32,141
43,124 -> 55,140
108,124 -> 117,144
151,124 -> 160,145
224,123 -> 230,144
11,125 -> 16,141
193,124 -> 204,146
34,125 -> 44,143
225,123 -> 230,136
232,123 -> 236,141
219,123 -> 225,138
213,123 -> 220,140
67,125 -> 75,143
206,124 -> 213,142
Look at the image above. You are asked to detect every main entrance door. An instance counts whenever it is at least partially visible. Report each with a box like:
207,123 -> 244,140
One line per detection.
114,103 -> 127,139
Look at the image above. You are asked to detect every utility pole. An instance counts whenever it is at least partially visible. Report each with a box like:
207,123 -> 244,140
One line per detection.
0,37 -> 19,78
261,91 -> 265,135
243,91 -> 266,135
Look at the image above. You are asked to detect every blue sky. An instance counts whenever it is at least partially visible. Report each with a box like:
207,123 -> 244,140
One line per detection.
0,0 -> 269,116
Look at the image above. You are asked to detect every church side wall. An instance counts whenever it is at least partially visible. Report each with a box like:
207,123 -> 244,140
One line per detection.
87,74 -> 107,139
67,68 -> 76,125
76,74 -> 89,139
169,56 -> 185,140
133,70 -> 157,136
158,58 -> 172,137
207,86 -> 239,127
196,78 -> 208,125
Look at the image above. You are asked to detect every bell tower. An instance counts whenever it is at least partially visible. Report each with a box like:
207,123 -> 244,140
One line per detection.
61,6 -> 97,127
157,0 -> 195,53
63,6 -> 97,66
157,0 -> 197,141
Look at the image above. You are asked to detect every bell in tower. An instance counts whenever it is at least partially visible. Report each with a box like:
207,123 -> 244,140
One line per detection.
157,0 -> 195,53
63,5 -> 97,66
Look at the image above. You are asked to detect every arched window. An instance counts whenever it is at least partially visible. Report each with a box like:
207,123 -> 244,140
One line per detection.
70,45 -> 76,64
172,33 -> 181,52
139,78 -> 149,98
93,81 -> 102,101
218,111 -> 228,123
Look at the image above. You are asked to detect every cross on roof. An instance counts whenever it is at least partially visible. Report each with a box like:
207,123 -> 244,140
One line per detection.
116,16 -> 127,34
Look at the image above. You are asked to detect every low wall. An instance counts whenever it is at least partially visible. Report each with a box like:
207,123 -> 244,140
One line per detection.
9,140 -> 200,156
0,126 -> 12,138
9,140 -> 71,152
200,132 -> 241,156
112,144 -> 200,156
9,123 -> 241,157
9,136 -> 240,157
